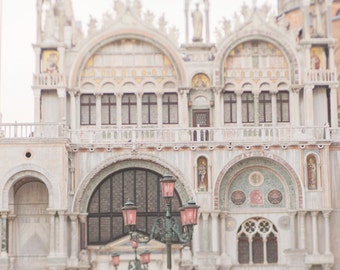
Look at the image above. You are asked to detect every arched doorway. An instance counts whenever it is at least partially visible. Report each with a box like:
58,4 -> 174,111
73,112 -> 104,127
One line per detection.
12,179 -> 49,270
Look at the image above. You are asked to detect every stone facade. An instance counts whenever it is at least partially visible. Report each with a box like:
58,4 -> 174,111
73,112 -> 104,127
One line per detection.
0,0 -> 340,269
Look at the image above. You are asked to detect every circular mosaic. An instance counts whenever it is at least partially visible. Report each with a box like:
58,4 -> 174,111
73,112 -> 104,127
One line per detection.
231,190 -> 246,205
248,171 -> 264,186
268,189 -> 283,204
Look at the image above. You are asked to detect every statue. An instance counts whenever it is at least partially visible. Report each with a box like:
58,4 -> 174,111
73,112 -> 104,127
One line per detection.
192,3 -> 203,42
312,0 -> 326,37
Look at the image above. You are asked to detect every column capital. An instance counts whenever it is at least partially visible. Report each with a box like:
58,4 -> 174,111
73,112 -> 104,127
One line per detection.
298,210 -> 307,217
322,209 -> 333,218
219,211 -> 228,219
311,211 -> 319,217
68,213 -> 79,221
78,213 -> 88,223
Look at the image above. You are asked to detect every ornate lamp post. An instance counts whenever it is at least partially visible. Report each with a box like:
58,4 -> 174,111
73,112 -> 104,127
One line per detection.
122,175 -> 200,270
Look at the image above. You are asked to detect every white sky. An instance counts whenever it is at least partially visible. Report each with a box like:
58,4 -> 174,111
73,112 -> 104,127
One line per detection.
0,0 -> 277,123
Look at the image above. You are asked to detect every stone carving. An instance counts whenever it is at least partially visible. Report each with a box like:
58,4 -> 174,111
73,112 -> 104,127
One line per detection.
79,249 -> 90,266
43,0 -> 57,42
192,3 -> 203,42
248,171 -> 264,186
87,16 -> 97,36
144,10 -> 155,26
268,190 -> 283,204
231,190 -> 246,205
114,0 -> 125,17
158,14 -> 167,33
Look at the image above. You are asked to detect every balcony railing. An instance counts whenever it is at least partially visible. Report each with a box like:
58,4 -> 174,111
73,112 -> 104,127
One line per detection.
0,123 -> 337,146
304,69 -> 337,84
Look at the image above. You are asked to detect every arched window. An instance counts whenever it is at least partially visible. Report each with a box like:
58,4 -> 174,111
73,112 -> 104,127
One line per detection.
277,91 -> 290,122
142,93 -> 157,124
241,92 -> 254,123
259,91 -> 272,123
122,94 -> 137,125
87,168 -> 182,245
80,94 -> 96,125
101,94 -> 116,125
237,217 -> 278,264
223,91 -> 237,123
162,93 -> 178,124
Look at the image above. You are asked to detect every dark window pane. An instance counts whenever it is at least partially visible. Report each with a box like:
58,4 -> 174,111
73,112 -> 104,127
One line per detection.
224,91 -> 237,123
252,232 -> 264,264
238,232 -> 249,264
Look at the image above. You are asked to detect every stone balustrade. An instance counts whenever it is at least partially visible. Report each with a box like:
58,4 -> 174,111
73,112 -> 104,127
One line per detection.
0,123 -> 335,146
33,73 -> 67,88
304,69 -> 337,84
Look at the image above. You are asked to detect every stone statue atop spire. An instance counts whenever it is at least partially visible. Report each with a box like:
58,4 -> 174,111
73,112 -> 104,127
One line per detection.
192,3 -> 203,42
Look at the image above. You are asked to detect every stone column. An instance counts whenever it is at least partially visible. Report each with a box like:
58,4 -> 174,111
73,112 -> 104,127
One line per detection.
156,92 -> 163,128
33,89 -> 42,123
79,213 -> 88,250
179,88 -> 190,128
48,211 -> 56,257
57,88 -> 66,123
69,90 -> 77,129
193,213 -> 201,254
236,92 -> 242,126
213,88 -> 221,127
289,211 -> 297,249
304,85 -> 314,126
322,210 -> 332,255
69,214 -> 79,265
302,0 -> 311,39
254,93 -> 259,126
271,92 -> 277,126
34,47 -> 42,73
184,0 -> 190,44
204,0 -> 210,43
95,93 -> 102,128
202,213 -> 209,251
311,211 -> 319,255
136,92 -> 142,128
330,84 -> 339,128
211,212 -> 219,253
58,210 -> 66,257
220,212 -> 227,254
7,215 -> 15,256
116,93 -> 122,128
291,85 -> 302,126
0,212 -> 8,257
298,211 -> 306,250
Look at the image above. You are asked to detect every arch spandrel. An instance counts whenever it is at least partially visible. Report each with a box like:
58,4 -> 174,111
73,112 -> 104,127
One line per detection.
73,153 -> 194,213
69,29 -> 187,90
214,152 -> 303,211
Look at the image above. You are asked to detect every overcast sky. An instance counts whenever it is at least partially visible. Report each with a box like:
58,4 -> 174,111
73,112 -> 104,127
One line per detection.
0,0 -> 276,123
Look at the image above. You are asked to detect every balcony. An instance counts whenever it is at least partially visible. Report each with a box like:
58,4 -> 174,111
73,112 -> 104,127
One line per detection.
0,123 -> 334,148
304,69 -> 337,84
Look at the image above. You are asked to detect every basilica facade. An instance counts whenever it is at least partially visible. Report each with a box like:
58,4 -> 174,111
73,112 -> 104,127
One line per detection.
0,0 -> 340,269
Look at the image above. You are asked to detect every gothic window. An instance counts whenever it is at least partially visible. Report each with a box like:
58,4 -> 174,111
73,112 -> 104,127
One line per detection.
259,91 -> 272,123
162,93 -> 178,124
241,92 -> 254,123
87,168 -> 182,245
223,91 -> 237,123
80,94 -> 96,125
237,218 -> 278,264
122,94 -> 137,125
101,94 -> 116,125
142,93 -> 157,124
277,91 -> 290,122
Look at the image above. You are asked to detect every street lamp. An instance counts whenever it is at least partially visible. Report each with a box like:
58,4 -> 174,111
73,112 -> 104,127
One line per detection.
111,240 -> 151,270
122,175 -> 200,270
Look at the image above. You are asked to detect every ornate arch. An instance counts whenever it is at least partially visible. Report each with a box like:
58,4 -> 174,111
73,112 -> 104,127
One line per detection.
215,29 -> 300,86
72,153 -> 194,213
213,151 -> 303,210
0,164 -> 60,210
68,29 -> 187,89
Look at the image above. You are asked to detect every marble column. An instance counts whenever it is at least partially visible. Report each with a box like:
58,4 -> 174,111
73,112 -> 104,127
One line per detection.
156,92 -> 163,128
184,0 -> 190,44
204,0 -> 210,43
202,213 -> 209,251
33,89 -> 42,123
179,88 -> 190,128
136,92 -> 142,128
58,210 -> 66,257
79,213 -> 88,250
254,93 -> 259,126
213,88 -> 221,127
57,87 -> 66,123
48,211 -> 56,257
302,0 -> 311,39
116,93 -> 122,128
220,212 -> 227,255
236,92 -> 242,126
57,47 -> 65,74
192,213 -> 201,254
322,210 -> 332,255
289,211 -> 297,249
298,211 -> 306,250
95,93 -> 102,128
304,85 -> 314,126
311,211 -> 319,255
211,212 -> 219,253
330,84 -> 339,128
69,214 -> 79,264
69,90 -> 77,129
0,212 -> 8,257
271,92 -> 277,126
